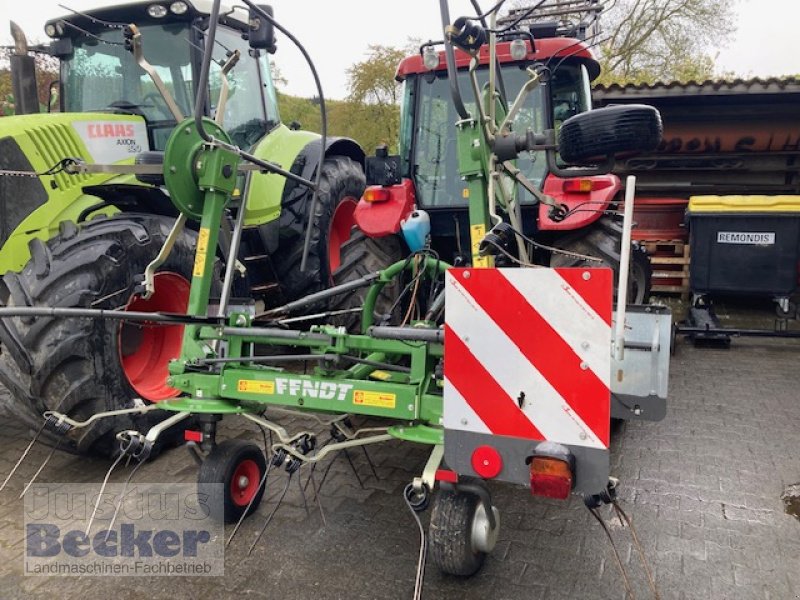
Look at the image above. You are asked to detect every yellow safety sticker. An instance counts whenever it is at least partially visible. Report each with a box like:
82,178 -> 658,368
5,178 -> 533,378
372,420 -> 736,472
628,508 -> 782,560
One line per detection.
462,188 -> 469,198
469,223 -> 492,268
237,380 -> 275,394
353,390 -> 396,409
369,370 -> 392,381
193,227 -> 211,277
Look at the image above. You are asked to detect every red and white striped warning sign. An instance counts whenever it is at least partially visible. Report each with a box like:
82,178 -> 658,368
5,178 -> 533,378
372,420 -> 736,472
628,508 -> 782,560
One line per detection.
444,268 -> 612,449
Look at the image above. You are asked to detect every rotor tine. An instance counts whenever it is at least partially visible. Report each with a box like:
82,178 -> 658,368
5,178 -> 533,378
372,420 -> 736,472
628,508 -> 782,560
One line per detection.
342,448 -> 364,489
0,419 -> 49,493
226,457 -> 273,548
361,445 -> 379,481
297,470 -> 310,518
247,473 -> 293,556
104,458 -> 146,542
18,437 -> 63,499
315,454 -> 338,498
307,467 -> 326,528
302,460 -> 318,494
85,447 -> 128,536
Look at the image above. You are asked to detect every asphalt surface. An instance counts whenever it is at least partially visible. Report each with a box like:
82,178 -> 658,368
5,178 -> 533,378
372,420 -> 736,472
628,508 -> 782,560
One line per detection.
0,299 -> 798,599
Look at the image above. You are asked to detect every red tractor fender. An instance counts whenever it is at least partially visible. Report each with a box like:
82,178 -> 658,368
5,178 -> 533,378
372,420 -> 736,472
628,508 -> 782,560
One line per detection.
353,179 -> 416,237
537,173 -> 621,231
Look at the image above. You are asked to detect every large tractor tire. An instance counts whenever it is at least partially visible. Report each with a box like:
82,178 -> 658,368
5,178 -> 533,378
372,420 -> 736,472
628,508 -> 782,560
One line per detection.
550,215 -> 652,304
272,155 -> 366,303
0,214 -> 204,456
330,229 -> 405,332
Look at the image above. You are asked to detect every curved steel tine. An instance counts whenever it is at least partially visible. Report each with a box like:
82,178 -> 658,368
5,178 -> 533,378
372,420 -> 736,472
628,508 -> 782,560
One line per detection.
247,472 -> 293,556
226,457 -> 273,548
18,437 -> 64,499
104,458 -> 147,542
85,440 -> 131,536
0,419 -> 50,493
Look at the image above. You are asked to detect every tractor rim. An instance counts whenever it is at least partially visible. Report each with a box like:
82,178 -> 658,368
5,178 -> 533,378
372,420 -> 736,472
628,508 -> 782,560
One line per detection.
327,198 -> 358,273
118,272 -> 190,402
230,459 -> 261,506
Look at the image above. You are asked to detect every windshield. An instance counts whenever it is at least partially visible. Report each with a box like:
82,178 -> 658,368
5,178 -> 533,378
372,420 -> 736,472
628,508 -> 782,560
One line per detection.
209,27 -> 278,149
411,63 -> 591,209
63,23 -> 193,150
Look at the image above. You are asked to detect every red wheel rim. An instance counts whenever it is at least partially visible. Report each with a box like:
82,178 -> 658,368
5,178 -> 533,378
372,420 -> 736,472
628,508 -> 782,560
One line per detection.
118,272 -> 190,402
328,198 -> 357,273
230,459 -> 261,507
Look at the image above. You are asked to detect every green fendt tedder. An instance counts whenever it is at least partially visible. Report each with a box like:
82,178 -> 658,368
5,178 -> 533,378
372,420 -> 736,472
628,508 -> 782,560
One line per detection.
0,1 -> 367,455
0,0 -> 672,582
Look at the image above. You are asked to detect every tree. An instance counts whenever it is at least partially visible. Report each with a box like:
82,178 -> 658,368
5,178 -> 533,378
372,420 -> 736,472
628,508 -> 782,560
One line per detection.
506,0 -> 735,85
344,44 -> 406,153
595,0 -> 734,85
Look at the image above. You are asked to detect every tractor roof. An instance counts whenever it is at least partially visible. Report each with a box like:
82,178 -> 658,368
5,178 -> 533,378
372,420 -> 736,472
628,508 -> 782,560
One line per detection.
396,38 -> 600,82
45,1 -> 249,37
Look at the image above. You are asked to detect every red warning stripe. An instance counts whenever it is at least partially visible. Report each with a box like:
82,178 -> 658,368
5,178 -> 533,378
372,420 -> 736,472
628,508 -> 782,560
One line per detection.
444,326 -> 544,440
458,272 -> 610,447
555,268 -> 613,327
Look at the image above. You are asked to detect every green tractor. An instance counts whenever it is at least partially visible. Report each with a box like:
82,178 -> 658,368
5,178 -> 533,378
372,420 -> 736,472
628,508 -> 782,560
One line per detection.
0,1 -> 365,455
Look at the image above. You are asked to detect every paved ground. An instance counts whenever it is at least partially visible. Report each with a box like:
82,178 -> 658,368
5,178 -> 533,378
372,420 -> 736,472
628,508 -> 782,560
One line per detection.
0,301 -> 798,599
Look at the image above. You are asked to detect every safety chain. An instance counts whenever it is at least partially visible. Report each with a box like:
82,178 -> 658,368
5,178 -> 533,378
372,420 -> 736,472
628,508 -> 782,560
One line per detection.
0,157 -> 78,178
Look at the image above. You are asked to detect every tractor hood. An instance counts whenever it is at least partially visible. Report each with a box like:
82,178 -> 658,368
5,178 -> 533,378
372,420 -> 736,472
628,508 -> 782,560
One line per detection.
0,111 -> 149,271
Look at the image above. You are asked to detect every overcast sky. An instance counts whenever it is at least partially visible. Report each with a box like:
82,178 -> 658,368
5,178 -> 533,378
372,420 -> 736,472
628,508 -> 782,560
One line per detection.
1,0 -> 798,99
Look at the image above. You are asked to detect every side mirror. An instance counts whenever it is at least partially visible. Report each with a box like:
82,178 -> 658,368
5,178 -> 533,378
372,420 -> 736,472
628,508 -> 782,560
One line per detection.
557,104 -> 663,165
365,146 -> 402,187
248,4 -> 276,53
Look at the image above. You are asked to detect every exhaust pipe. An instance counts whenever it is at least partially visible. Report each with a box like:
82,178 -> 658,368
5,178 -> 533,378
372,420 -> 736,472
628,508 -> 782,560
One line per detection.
9,22 -> 40,115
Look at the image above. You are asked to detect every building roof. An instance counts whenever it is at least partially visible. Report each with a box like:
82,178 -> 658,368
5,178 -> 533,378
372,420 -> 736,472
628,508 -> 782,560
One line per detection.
593,77 -> 800,101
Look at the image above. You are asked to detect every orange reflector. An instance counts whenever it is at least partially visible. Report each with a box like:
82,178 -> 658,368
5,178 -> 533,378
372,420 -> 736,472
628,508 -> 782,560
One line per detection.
562,179 -> 594,193
529,456 -> 573,499
363,187 -> 390,202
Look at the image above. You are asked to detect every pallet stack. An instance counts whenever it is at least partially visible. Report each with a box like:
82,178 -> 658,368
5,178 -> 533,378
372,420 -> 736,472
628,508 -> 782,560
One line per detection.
643,240 -> 691,299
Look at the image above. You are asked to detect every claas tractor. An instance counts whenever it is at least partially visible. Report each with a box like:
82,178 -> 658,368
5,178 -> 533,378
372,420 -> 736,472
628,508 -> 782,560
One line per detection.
0,1 -> 367,456
0,0 -> 672,583
333,0 -> 653,330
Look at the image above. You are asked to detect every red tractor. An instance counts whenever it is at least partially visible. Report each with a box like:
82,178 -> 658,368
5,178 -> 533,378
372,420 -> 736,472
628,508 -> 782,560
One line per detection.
333,3 -> 651,322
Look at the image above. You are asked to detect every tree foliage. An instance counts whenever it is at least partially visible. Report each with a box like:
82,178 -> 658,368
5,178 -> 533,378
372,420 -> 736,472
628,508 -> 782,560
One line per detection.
277,44 -> 406,156
595,0 -> 734,85
507,0 -> 735,85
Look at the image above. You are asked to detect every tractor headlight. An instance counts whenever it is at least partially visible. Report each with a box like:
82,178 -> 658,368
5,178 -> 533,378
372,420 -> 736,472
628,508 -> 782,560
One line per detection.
147,4 -> 168,18
510,39 -> 527,61
45,24 -> 57,37
423,46 -> 440,71
170,1 -> 189,15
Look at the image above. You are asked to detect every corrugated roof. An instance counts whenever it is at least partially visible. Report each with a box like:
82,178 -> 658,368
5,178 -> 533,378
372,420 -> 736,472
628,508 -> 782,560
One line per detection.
593,76 -> 800,100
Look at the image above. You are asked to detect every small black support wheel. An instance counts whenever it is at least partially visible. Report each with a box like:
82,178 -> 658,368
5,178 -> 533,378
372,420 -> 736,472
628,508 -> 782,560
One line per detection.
198,439 -> 267,524
429,488 -> 500,577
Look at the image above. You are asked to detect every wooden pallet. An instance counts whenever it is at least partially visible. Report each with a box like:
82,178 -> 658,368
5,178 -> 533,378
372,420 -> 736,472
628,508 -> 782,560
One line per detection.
644,240 -> 690,299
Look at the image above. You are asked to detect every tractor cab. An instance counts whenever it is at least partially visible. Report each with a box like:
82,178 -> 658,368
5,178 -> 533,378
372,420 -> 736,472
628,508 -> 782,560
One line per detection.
44,1 -> 280,151
399,39 -> 597,211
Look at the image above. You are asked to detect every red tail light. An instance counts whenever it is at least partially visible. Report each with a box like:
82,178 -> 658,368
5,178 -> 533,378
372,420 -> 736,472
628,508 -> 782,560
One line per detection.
562,179 -> 595,193
363,187 -> 390,203
529,456 -> 573,499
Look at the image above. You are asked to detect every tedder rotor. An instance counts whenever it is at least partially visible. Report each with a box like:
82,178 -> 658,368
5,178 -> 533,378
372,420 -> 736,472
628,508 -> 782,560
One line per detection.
0,0 -> 673,587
